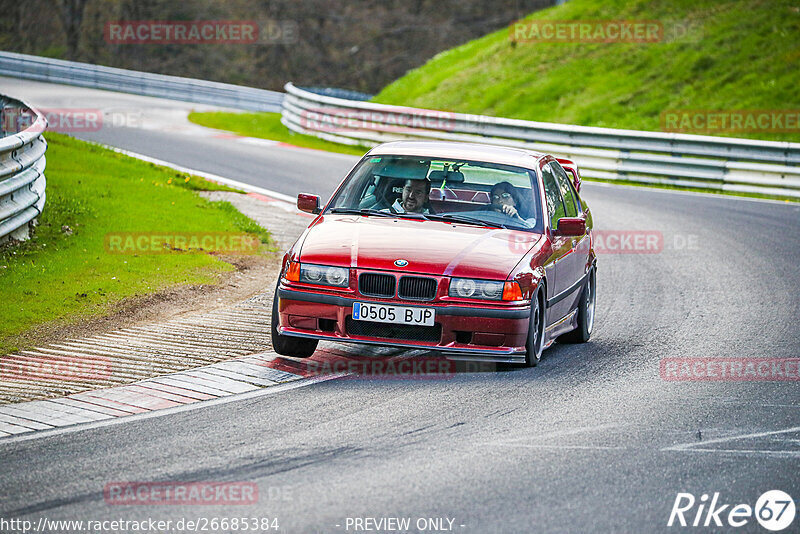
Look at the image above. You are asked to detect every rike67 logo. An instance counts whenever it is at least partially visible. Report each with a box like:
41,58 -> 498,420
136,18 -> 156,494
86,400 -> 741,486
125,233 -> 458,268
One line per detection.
668,490 -> 795,531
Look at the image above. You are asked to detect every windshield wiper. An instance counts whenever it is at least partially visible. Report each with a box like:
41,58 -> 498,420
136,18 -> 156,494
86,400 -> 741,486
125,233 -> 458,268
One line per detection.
329,208 -> 396,218
395,212 -> 427,220
424,213 -> 510,229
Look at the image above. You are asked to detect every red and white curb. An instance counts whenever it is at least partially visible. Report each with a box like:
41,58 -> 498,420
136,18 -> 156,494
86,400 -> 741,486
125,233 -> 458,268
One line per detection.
0,351 -> 298,437
0,345 -> 409,439
0,344 -> 435,440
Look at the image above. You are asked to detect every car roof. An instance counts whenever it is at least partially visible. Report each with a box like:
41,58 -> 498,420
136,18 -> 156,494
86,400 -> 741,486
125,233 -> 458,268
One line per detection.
366,141 -> 547,170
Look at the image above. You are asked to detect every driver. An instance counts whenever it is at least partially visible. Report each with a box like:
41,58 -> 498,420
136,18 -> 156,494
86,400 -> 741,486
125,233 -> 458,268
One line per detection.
389,178 -> 432,214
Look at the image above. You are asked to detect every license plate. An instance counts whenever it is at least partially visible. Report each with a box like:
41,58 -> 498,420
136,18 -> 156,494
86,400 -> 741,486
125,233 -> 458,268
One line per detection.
352,302 -> 435,326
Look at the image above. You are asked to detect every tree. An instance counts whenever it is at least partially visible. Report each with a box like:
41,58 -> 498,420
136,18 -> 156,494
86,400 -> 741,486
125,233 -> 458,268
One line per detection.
56,0 -> 90,59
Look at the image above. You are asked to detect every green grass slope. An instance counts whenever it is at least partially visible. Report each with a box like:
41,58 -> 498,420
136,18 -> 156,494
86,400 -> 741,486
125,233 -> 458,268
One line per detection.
373,0 -> 800,142
0,133 -> 271,354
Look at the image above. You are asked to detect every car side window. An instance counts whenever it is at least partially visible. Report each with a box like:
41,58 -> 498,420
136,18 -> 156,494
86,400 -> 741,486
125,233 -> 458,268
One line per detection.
541,163 -> 566,230
552,163 -> 579,217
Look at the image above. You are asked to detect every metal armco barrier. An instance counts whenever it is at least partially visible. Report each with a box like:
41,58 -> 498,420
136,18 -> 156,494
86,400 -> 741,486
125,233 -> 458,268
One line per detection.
0,51 -> 284,112
282,82 -> 800,199
0,95 -> 47,243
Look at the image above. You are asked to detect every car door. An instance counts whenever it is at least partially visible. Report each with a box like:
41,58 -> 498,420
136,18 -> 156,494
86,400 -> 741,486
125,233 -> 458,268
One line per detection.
552,161 -> 589,315
540,162 -> 573,325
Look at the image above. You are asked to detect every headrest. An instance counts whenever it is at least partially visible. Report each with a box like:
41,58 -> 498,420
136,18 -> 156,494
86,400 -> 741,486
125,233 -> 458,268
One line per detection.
374,176 -> 405,199
374,158 -> 430,180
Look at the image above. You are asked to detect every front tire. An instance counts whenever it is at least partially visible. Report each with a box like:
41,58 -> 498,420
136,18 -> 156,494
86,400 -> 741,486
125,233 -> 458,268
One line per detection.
559,267 -> 595,344
271,285 -> 318,358
525,289 -> 545,367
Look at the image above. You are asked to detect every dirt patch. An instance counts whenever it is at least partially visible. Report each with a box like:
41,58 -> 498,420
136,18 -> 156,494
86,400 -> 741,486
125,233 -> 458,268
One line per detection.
4,251 -> 283,355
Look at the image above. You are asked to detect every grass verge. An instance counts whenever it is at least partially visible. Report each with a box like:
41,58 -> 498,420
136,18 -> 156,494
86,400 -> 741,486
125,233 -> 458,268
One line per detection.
187,111 -> 371,156
0,133 -> 273,354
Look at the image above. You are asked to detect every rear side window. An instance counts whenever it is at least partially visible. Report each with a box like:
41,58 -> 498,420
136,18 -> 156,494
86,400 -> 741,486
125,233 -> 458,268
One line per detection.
541,163 -> 566,229
552,162 -> 579,217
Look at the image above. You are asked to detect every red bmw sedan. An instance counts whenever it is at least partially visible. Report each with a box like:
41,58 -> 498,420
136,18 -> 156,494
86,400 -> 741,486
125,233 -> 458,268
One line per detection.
271,141 -> 596,366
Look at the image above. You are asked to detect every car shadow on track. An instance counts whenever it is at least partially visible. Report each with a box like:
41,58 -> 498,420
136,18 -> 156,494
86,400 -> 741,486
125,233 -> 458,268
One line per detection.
265,342 -> 562,380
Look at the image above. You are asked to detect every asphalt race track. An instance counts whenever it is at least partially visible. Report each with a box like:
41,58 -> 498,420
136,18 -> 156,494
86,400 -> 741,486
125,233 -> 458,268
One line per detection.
0,78 -> 357,199
1,78 -> 799,533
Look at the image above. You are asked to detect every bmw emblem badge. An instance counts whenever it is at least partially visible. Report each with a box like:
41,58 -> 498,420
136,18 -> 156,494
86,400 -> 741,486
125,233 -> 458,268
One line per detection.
394,259 -> 409,267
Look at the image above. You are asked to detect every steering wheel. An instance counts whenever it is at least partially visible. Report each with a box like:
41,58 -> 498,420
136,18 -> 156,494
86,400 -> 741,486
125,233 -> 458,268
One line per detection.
452,209 -> 534,228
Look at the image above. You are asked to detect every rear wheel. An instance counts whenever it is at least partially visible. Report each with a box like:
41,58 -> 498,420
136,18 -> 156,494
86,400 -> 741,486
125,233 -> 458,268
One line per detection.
559,268 -> 595,344
525,289 -> 545,367
271,285 -> 318,358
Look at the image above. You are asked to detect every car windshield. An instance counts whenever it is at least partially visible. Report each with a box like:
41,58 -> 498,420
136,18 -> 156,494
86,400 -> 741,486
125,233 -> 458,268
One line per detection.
326,155 -> 543,232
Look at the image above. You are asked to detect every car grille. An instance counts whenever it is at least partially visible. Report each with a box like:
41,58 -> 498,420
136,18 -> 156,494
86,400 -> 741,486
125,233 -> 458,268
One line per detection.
346,317 -> 442,342
359,273 -> 396,298
398,276 -> 437,300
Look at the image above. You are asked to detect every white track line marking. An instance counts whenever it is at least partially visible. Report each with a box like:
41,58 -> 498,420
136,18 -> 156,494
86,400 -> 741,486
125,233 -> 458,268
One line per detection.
487,423 -> 624,445
664,448 -> 800,458
107,142 -> 796,213
662,425 -> 800,451
101,145 -> 297,204
491,444 -> 627,451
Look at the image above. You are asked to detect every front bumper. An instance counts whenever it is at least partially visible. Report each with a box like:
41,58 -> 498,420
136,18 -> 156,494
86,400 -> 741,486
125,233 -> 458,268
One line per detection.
277,287 -> 531,363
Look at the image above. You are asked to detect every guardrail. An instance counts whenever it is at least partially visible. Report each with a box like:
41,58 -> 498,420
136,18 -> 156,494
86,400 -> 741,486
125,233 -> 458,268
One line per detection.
0,95 -> 47,243
0,52 -> 283,112
282,83 -> 800,199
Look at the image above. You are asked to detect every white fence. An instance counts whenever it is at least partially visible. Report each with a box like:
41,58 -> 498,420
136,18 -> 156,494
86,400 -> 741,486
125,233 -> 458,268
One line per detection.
0,95 -> 47,243
281,83 -> 800,199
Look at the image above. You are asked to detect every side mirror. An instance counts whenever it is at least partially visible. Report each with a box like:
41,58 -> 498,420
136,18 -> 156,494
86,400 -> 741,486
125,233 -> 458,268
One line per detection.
556,217 -> 586,236
297,193 -> 321,214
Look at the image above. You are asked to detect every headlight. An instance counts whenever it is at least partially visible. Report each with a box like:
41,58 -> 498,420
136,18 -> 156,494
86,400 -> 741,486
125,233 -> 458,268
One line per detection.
449,278 -> 504,300
299,263 -> 349,287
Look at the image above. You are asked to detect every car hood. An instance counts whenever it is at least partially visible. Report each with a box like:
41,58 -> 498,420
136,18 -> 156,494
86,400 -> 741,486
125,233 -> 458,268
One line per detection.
298,215 -> 542,279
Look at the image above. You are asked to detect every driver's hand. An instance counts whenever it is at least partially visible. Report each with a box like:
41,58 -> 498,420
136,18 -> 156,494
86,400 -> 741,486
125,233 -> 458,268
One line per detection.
501,205 -> 519,217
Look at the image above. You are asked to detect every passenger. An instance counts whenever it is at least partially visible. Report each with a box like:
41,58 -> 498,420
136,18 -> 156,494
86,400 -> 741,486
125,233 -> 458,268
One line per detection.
487,181 -> 535,225
389,178 -> 432,214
